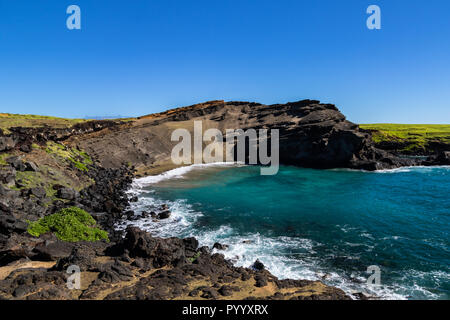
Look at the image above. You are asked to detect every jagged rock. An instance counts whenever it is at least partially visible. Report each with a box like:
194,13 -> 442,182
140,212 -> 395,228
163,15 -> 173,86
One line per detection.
201,287 -> 219,299
251,259 -> 265,271
435,151 -> 450,165
24,161 -> 38,172
157,210 -> 171,219
213,242 -> 229,250
120,227 -> 186,268
0,136 -> 16,151
33,238 -> 74,261
218,285 -> 234,296
19,144 -> 32,153
0,165 -> 16,187
30,187 -> 46,199
57,187 -> 78,200
75,99 -> 423,172
5,156 -> 26,172
254,274 -> 268,287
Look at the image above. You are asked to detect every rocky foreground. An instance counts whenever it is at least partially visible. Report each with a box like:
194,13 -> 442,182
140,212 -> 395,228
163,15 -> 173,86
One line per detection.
0,99 -> 448,300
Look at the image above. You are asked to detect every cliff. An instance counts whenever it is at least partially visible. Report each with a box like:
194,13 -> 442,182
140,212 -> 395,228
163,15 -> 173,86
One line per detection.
69,99 -> 422,176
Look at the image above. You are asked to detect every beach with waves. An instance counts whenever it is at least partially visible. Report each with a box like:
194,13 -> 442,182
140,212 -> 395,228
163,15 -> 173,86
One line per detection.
117,164 -> 450,300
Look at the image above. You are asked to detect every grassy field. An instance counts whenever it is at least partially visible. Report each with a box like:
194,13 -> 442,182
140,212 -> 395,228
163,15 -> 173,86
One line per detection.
360,124 -> 450,153
0,113 -> 88,133
0,113 -> 135,134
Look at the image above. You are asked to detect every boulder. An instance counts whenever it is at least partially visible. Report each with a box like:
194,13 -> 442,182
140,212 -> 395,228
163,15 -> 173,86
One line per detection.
251,259 -> 265,271
57,187 -> 78,200
436,151 -> 450,165
0,165 -> 16,187
157,210 -> 171,219
0,136 -> 16,151
6,156 -> 26,171
24,161 -> 39,172
33,239 -> 75,261
30,187 -> 46,199
213,242 -> 229,251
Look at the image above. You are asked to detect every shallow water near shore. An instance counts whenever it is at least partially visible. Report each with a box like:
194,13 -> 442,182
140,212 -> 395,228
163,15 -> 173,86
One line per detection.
118,164 -> 450,300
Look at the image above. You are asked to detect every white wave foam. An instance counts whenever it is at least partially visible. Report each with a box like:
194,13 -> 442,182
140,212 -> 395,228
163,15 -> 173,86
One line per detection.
374,165 -> 450,174
329,165 -> 450,174
133,162 -> 244,187
117,165 -> 448,300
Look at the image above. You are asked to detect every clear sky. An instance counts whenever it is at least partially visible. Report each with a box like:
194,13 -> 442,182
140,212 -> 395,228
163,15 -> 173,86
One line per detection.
0,0 -> 449,123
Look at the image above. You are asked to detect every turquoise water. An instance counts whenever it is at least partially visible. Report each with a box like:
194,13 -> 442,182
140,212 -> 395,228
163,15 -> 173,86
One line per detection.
122,164 -> 450,299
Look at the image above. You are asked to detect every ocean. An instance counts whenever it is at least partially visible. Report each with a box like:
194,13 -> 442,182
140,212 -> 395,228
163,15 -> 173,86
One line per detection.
117,163 -> 450,300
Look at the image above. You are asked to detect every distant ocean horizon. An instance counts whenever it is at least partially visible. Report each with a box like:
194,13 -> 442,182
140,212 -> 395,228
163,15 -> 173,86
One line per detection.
117,163 -> 450,300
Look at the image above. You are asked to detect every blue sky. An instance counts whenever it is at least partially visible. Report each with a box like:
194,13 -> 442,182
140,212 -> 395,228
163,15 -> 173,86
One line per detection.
0,0 -> 449,123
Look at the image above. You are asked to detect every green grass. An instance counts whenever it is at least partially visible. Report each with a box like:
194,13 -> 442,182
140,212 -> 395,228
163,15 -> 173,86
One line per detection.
27,206 -> 109,242
187,252 -> 201,263
45,141 -> 93,172
0,113 -> 88,134
0,153 -> 11,165
0,113 -> 135,134
360,124 -> 450,153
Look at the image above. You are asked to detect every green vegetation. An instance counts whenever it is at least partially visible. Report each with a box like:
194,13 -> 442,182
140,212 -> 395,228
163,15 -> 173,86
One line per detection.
27,206 -> 108,242
0,113 -> 88,134
360,124 -> 450,153
0,153 -> 11,165
188,252 -> 201,263
0,113 -> 135,134
45,141 -> 92,172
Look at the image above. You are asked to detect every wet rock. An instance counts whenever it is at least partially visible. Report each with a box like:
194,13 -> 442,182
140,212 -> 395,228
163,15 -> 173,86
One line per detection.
432,151 -> 450,165
251,259 -> 265,271
157,210 -> 171,219
213,242 -> 229,251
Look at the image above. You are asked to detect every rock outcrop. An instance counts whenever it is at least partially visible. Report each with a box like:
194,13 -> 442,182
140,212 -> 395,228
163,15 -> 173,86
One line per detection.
71,100 -> 421,174
0,227 -> 351,300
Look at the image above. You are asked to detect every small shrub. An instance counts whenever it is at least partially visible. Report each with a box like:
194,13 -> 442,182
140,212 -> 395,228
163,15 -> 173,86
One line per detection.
187,252 -> 201,263
27,206 -> 109,242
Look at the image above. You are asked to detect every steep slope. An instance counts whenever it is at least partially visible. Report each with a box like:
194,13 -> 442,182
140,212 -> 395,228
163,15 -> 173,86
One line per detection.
70,99 -> 416,175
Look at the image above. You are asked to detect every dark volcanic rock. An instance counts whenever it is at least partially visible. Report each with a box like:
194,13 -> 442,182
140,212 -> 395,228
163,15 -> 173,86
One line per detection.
30,187 -> 46,199
251,259 -> 265,271
0,136 -> 16,151
77,99 -> 420,172
213,242 -> 229,251
57,187 -> 78,200
157,210 -> 171,219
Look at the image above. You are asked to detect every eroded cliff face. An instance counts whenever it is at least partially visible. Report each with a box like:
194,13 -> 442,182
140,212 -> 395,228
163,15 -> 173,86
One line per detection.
70,100 -> 414,175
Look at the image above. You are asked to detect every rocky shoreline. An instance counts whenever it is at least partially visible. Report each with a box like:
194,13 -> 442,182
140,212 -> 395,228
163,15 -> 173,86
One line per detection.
0,99 -> 449,300
0,158 -> 350,300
